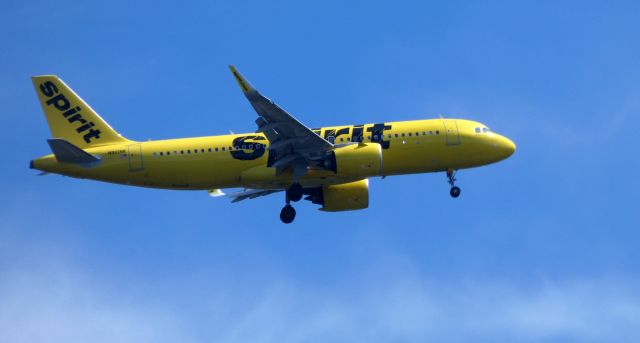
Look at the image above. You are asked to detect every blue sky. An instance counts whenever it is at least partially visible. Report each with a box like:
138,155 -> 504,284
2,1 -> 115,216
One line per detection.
1,1 -> 639,342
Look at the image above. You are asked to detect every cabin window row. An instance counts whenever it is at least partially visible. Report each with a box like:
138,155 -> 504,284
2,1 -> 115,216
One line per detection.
149,130 -> 443,156
333,130 -> 441,142
150,144 -> 268,157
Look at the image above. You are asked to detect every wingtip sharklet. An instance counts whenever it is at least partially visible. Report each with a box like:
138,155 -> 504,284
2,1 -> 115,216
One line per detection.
228,65 -> 255,93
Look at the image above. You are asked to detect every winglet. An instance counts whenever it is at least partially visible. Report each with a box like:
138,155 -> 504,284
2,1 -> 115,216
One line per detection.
228,65 -> 256,94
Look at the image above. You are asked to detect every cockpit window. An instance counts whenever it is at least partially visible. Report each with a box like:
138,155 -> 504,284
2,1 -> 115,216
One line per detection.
482,127 -> 490,133
475,127 -> 481,133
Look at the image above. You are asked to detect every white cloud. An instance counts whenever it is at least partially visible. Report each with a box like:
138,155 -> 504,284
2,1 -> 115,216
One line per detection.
0,215 -> 638,343
0,264 -> 192,343
2,250 -> 637,343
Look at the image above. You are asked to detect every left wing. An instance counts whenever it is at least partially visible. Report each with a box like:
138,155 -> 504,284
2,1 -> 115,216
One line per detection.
229,66 -> 333,178
227,188 -> 283,203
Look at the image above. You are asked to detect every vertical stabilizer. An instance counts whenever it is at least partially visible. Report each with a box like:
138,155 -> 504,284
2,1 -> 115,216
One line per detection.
32,75 -> 131,148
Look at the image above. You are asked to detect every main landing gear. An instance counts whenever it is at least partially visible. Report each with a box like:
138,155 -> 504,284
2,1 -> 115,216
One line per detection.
447,169 -> 461,198
280,183 -> 303,224
280,204 -> 296,224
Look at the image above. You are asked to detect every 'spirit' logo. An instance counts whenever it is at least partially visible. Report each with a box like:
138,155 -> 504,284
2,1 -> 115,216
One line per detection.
39,81 -> 102,143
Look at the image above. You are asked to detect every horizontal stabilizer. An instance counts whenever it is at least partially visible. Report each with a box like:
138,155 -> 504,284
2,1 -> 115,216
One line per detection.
47,138 -> 101,166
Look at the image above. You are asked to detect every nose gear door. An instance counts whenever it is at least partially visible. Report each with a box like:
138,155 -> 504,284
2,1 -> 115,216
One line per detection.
441,119 -> 461,145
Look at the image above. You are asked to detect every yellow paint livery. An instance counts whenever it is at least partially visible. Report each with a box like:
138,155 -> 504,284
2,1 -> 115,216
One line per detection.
30,68 -> 515,223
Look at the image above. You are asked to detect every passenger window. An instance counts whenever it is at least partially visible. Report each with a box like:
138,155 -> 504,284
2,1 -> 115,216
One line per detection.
436,130 -> 440,134
401,133 -> 405,137
408,133 -> 412,136
194,149 -> 197,154
429,131 -> 433,135
180,150 -> 184,154
159,152 -> 163,156
187,150 -> 191,154
395,134 -> 398,138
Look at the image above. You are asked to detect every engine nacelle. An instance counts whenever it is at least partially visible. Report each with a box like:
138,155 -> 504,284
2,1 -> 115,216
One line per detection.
320,179 -> 369,212
327,143 -> 382,178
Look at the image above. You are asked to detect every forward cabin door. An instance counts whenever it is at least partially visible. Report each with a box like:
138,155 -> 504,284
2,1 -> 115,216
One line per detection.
128,143 -> 144,171
442,119 -> 461,145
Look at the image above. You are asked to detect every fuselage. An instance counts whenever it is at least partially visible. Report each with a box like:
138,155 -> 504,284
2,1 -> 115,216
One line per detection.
32,118 -> 516,190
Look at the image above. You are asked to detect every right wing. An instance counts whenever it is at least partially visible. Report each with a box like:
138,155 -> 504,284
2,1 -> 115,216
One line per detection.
229,66 -> 334,178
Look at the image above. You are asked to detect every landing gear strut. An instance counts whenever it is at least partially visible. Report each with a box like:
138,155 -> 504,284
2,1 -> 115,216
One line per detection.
447,169 -> 461,198
280,183 -> 303,223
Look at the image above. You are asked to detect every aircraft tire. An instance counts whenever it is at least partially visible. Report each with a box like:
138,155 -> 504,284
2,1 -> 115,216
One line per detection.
280,204 -> 296,224
287,183 -> 304,202
450,186 -> 461,198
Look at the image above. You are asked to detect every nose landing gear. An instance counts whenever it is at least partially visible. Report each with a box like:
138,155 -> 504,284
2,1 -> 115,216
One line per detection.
447,169 -> 461,198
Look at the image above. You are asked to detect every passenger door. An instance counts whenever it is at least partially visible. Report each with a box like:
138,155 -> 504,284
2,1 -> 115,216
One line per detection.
128,144 -> 144,171
442,119 -> 461,145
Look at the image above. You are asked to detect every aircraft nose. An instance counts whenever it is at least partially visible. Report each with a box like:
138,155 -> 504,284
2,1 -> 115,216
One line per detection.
494,134 -> 516,159
499,136 -> 516,158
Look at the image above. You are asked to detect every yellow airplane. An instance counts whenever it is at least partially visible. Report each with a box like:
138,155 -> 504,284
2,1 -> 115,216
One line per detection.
30,66 -> 515,223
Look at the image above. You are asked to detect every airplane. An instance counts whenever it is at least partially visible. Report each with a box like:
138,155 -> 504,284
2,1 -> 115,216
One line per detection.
30,66 -> 516,223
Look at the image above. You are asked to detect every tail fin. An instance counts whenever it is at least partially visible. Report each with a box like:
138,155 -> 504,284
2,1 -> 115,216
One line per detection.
32,75 -> 131,148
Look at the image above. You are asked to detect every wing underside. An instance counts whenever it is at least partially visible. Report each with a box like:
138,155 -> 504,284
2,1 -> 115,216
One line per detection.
227,188 -> 283,203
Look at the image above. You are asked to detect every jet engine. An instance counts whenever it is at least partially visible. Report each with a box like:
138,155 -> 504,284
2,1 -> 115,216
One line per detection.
324,143 -> 382,177
307,179 -> 369,212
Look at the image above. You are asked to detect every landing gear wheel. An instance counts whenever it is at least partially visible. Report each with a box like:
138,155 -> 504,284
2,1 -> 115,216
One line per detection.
280,204 -> 296,224
286,183 -> 304,202
446,169 -> 461,198
450,186 -> 461,198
